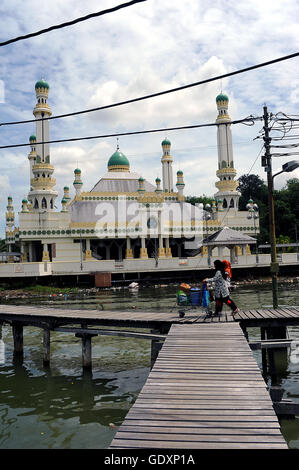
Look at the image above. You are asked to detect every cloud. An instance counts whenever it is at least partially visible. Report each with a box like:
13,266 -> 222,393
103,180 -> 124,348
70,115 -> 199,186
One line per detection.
0,0 -> 299,238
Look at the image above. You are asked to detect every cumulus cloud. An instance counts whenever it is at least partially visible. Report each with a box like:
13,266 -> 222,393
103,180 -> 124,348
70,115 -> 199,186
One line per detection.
0,0 -> 298,237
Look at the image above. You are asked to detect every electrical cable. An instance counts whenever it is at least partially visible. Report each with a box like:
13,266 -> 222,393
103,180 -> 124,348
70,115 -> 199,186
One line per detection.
0,0 -> 147,47
0,116 -> 260,150
1,51 -> 298,127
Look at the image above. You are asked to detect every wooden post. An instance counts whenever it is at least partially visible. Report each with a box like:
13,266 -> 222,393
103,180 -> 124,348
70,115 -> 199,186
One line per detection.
76,333 -> 96,370
261,327 -> 268,376
43,328 -> 51,366
150,329 -> 163,368
12,322 -> 23,357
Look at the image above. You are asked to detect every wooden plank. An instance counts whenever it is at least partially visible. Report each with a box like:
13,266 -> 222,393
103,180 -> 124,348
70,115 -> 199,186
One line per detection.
110,439 -> 287,449
110,322 -> 287,449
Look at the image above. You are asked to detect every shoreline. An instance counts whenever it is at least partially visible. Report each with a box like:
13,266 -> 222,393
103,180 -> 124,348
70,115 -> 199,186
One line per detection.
0,275 -> 298,300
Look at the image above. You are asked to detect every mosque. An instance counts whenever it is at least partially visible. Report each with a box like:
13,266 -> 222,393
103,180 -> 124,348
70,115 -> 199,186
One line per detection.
4,80 -> 257,279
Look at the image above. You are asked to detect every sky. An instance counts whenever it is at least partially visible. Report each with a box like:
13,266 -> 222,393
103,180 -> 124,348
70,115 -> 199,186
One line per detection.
0,0 -> 299,237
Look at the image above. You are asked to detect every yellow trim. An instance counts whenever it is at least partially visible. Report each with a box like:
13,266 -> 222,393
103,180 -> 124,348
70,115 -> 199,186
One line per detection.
108,165 -> 130,172
84,250 -> 92,260
215,180 -> 238,191
139,248 -> 148,259
30,177 -> 56,189
216,168 -> 236,176
165,247 -> 172,257
42,251 -> 50,261
125,248 -> 133,259
32,163 -> 54,171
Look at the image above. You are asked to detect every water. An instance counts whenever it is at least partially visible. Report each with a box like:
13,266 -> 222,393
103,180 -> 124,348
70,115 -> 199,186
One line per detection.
0,283 -> 298,449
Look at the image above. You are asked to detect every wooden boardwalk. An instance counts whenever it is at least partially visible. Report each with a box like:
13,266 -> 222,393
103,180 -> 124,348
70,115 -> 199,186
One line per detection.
0,304 -> 299,327
110,322 -> 288,449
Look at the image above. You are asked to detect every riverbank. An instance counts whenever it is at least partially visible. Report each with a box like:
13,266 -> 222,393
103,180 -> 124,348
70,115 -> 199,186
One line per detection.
0,275 -> 298,301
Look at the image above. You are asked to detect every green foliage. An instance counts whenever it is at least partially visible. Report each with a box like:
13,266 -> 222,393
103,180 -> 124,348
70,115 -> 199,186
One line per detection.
187,176 -> 299,246
0,239 -> 6,252
237,175 -> 299,244
185,195 -> 214,207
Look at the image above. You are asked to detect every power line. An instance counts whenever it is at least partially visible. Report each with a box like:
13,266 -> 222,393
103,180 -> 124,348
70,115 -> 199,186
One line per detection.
0,0 -> 146,47
0,117 -> 261,150
0,52 -> 298,128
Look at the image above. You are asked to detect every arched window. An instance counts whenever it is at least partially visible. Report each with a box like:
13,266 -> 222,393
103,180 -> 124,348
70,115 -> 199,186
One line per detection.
34,199 -> 39,209
222,160 -> 227,168
230,199 -> 234,208
50,199 -> 53,209
42,197 -> 47,209
223,198 -> 227,208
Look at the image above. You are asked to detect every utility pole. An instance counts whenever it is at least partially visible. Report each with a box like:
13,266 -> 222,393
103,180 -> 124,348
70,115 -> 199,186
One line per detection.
262,105 -> 279,308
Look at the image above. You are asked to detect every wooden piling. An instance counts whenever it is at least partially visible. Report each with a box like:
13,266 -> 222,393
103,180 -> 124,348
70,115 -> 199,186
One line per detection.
12,322 -> 23,356
75,333 -> 96,370
43,328 -> 51,366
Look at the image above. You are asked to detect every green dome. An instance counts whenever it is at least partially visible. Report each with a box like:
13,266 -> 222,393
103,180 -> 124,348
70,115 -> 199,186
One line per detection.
108,150 -> 130,169
216,93 -> 228,102
155,177 -> 161,182
35,79 -> 49,90
22,198 -> 28,203
29,134 -> 36,142
162,138 -> 171,146
64,186 -> 69,190
74,168 -> 81,174
177,170 -> 183,175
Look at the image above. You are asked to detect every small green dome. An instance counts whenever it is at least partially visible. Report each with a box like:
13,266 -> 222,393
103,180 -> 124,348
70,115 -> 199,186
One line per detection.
155,177 -> 161,182
216,93 -> 228,102
177,170 -> 183,175
108,150 -> 130,168
22,198 -> 28,203
162,138 -> 171,146
138,177 -> 144,182
29,134 -> 36,142
64,186 -> 69,190
35,79 -> 49,90
74,168 -> 81,174
61,198 -> 67,203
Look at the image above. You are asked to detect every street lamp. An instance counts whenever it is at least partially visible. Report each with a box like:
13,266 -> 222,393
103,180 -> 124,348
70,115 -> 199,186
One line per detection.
246,200 -> 259,263
204,204 -> 212,266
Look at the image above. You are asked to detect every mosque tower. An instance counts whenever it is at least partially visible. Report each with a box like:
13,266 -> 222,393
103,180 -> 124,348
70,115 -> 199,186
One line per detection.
214,93 -> 240,210
27,79 -> 58,211
161,138 -> 173,192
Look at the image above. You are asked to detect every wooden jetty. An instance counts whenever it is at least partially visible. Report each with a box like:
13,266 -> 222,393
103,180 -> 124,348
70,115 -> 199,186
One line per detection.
0,303 -> 298,449
110,323 -> 288,449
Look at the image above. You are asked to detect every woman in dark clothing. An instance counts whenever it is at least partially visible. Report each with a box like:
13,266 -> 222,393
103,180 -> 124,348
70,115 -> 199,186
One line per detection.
203,260 -> 239,316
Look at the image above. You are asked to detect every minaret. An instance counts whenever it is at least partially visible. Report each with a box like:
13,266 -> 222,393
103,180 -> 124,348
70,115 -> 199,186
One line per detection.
176,170 -> 185,200
73,168 -> 83,196
28,79 -> 58,211
5,196 -> 15,257
155,177 -> 162,193
214,93 -> 240,210
161,138 -> 173,192
28,134 -> 37,183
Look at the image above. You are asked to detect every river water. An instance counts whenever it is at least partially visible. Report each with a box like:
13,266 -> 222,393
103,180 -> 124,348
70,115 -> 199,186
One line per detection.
0,283 -> 298,449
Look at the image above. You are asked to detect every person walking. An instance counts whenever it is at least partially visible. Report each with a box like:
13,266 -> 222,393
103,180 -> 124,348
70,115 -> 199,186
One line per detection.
203,259 -> 239,317
222,259 -> 232,289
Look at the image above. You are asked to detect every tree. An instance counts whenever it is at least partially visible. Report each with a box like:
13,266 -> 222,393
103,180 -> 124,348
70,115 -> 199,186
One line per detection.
185,195 -> 214,207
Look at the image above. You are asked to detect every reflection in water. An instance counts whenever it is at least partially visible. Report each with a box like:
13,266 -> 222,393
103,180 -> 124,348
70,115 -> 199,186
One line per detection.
0,284 -> 298,449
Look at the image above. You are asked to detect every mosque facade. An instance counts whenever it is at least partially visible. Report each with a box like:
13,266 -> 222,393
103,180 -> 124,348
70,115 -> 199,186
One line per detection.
4,81 -> 257,274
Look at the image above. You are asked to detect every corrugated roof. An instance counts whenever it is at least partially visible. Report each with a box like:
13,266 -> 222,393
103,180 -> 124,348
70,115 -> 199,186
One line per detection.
204,226 -> 256,245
